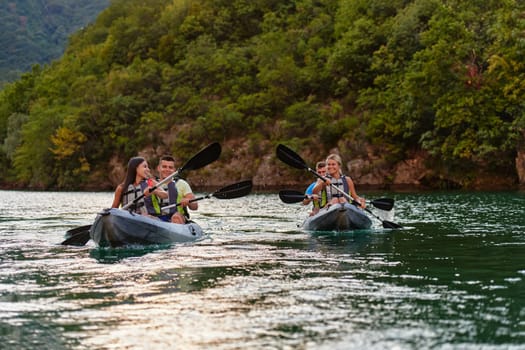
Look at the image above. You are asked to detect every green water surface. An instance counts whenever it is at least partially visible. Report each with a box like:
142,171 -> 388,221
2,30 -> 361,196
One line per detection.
0,190 -> 524,349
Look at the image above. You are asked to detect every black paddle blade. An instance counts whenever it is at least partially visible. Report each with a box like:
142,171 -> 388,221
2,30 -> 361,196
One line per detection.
181,142 -> 222,172
361,206 -> 403,229
65,224 -> 91,239
123,142 -> 221,211
61,230 -> 91,246
382,220 -> 403,229
279,190 -> 307,204
370,197 -> 395,211
276,144 -> 308,170
213,180 -> 253,199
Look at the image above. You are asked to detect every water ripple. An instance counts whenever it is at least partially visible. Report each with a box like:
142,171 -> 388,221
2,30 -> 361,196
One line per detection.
1,190 -> 524,349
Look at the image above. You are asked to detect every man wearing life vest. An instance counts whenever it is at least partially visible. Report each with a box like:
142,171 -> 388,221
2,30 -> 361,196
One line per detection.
312,153 -> 366,208
303,161 -> 328,215
111,156 -> 168,215
154,155 -> 198,224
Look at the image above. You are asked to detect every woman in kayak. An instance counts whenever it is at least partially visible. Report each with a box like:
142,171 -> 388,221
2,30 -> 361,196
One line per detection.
111,156 -> 168,215
312,154 -> 366,208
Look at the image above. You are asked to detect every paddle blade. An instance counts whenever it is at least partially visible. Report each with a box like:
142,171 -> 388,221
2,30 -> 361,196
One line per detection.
65,224 -> 91,239
181,142 -> 222,172
123,143 -> 221,211
276,144 -> 308,170
382,220 -> 403,229
279,190 -> 307,204
61,230 -> 91,246
213,180 -> 253,199
370,197 -> 395,211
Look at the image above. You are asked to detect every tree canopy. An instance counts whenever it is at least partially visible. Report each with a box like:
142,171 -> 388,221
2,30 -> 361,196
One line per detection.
0,0 -> 109,87
1,0 -> 524,189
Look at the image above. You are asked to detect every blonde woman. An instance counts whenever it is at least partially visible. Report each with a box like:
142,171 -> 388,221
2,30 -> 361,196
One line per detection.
312,154 -> 365,208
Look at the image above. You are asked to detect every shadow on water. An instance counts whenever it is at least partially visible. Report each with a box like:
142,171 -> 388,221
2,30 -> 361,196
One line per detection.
307,228 -> 395,254
89,244 -> 172,264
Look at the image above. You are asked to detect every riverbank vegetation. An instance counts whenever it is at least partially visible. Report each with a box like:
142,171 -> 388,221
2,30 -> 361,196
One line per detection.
0,0 -> 108,86
0,0 -> 524,189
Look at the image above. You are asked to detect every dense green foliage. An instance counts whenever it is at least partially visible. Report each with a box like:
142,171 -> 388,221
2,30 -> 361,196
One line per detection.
1,0 -> 524,189
0,0 -> 108,86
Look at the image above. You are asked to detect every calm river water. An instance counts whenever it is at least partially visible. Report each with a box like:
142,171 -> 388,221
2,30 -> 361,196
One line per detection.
0,189 -> 524,349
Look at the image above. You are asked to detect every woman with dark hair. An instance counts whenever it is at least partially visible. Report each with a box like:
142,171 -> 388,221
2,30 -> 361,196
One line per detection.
111,156 -> 168,215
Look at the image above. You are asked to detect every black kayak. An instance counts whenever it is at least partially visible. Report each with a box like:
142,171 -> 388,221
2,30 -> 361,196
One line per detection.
90,208 -> 205,247
302,203 -> 372,231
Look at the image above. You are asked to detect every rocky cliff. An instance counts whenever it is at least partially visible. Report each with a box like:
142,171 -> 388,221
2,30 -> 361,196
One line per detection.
98,139 -> 521,192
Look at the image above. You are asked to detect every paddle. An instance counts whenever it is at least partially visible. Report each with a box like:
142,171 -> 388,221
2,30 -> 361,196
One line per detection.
60,224 -> 92,246
276,144 -> 402,229
357,201 -> 403,229
61,142 -> 222,246
279,190 -> 395,211
65,224 -> 92,238
61,181 -> 252,246
122,142 -> 222,210
161,180 -> 253,211
279,189 -> 402,229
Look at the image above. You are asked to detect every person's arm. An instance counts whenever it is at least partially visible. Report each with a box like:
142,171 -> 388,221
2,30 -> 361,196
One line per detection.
177,180 -> 198,210
183,193 -> 198,210
145,179 -> 168,199
303,182 -> 316,205
311,178 -> 327,195
111,184 -> 123,208
346,177 -> 365,208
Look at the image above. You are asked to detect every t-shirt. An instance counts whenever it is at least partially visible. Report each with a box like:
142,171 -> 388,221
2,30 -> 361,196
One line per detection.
305,181 -> 316,195
175,179 -> 192,197
157,179 -> 193,218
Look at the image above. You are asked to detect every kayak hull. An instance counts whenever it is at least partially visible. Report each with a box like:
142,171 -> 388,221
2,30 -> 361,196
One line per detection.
90,208 -> 204,247
302,203 -> 372,231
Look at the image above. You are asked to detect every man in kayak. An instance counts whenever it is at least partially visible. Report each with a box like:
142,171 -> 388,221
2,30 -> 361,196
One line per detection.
303,161 -> 327,215
154,155 -> 198,224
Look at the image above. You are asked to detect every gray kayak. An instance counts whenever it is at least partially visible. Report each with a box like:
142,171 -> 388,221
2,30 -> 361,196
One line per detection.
90,208 -> 205,247
302,203 -> 372,231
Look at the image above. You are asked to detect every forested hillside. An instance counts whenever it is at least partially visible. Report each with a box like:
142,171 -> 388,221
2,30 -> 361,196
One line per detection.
0,0 -> 524,190
0,0 -> 108,86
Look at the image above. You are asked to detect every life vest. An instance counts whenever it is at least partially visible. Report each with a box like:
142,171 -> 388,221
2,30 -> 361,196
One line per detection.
122,179 -> 160,215
313,188 -> 328,209
155,180 -> 189,218
325,175 -> 349,202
